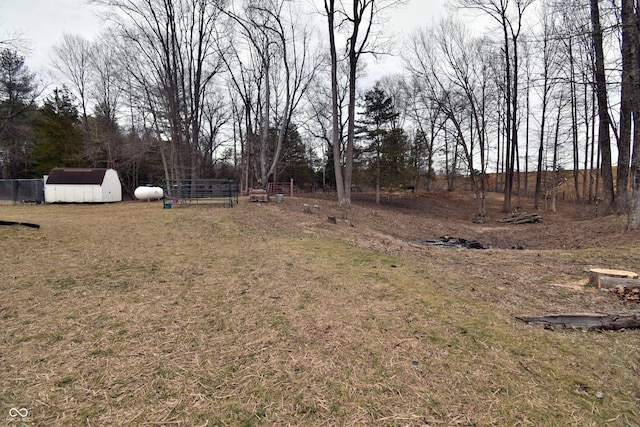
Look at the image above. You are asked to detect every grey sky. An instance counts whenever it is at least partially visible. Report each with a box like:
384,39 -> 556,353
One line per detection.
0,0 -> 446,84
1,0 -> 103,75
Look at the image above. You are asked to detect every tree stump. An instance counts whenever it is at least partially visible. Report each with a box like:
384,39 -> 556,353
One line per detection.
587,268 -> 638,288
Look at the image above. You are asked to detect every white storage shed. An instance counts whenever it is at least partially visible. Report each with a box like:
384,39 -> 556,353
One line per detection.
44,168 -> 122,203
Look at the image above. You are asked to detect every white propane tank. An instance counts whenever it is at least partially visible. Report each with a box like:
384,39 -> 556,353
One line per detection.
134,186 -> 164,200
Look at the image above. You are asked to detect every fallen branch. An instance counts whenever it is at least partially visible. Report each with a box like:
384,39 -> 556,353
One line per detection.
0,220 -> 40,229
516,312 -> 640,330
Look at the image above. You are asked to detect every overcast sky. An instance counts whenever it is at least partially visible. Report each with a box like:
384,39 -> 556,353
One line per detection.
0,0 -> 448,85
1,0 -> 103,75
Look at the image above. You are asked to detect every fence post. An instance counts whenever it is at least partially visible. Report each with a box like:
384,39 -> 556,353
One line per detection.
13,180 -> 19,204
290,179 -> 293,197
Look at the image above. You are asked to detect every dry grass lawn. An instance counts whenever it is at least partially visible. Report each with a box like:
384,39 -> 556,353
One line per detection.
1,193 -> 639,426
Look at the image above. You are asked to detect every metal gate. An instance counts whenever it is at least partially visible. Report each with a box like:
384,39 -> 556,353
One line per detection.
161,179 -> 239,208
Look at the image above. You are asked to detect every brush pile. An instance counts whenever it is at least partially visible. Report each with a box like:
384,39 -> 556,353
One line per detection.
614,286 -> 640,303
496,212 -> 542,224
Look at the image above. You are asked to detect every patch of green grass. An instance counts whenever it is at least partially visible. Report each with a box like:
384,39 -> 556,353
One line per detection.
53,277 -> 77,288
297,290 -> 313,309
55,377 -> 75,387
89,348 -> 114,357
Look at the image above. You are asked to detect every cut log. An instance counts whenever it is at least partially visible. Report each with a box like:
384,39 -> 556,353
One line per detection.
516,312 -> 640,330
597,276 -> 640,289
587,268 -> 638,288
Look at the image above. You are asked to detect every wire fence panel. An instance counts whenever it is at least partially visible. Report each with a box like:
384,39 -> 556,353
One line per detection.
0,179 -> 44,203
162,179 -> 239,207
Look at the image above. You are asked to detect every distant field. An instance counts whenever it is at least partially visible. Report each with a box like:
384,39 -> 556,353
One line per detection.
1,198 -> 638,426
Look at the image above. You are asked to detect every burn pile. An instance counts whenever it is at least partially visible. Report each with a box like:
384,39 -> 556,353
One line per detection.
419,236 -> 487,250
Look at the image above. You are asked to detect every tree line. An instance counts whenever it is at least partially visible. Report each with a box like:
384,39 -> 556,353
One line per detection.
1,0 -> 640,228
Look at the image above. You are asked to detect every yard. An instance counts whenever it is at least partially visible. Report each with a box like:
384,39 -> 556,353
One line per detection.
1,192 -> 639,426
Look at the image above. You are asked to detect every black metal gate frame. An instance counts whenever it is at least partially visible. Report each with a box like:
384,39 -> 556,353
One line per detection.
161,179 -> 239,208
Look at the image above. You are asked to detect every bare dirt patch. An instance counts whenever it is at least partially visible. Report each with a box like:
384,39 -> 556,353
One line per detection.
295,190 -> 637,251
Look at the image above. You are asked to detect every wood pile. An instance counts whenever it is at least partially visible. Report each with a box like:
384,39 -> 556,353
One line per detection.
496,212 -> 542,224
249,188 -> 268,202
614,286 -> 640,303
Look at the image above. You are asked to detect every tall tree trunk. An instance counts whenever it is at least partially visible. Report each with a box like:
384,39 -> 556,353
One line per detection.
626,0 -> 640,228
629,109 -> 640,228
261,54 -> 270,187
327,1 -> 345,204
326,0 -> 381,210
495,106 -> 501,192
590,87 -> 597,202
551,96 -> 563,213
568,40 -> 581,204
502,18 -> 514,213
617,0 -> 634,214
535,53 -> 550,210
582,79 -> 590,203
534,117 -> 545,210
375,142 -> 381,204
524,73 -> 530,197
509,39 -> 520,211
590,0 -> 615,210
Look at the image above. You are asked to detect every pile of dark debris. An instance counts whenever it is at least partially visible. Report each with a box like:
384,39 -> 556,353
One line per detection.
419,236 -> 487,250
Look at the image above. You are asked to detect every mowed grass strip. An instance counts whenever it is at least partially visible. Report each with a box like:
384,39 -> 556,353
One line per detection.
0,201 -> 638,426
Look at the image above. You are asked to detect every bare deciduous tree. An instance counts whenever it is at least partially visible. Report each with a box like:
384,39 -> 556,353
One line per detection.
223,0 -> 323,190
323,0 -> 405,209
589,0 -> 615,210
404,18 -> 495,216
52,33 -> 93,128
453,0 -> 534,212
93,0 -> 227,183
626,0 -> 640,229
533,5 -> 561,210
